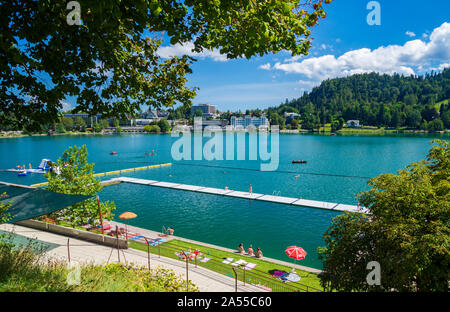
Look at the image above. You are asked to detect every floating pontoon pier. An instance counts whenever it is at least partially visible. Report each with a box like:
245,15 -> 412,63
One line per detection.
105,176 -> 369,214
30,163 -> 172,188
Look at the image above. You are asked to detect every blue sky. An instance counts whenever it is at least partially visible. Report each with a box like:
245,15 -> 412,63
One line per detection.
157,0 -> 450,112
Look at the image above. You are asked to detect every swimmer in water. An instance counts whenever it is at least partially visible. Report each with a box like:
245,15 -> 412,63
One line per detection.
295,174 -> 300,179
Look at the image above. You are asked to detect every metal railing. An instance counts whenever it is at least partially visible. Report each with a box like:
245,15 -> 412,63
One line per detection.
64,223 -> 323,292
125,236 -> 323,292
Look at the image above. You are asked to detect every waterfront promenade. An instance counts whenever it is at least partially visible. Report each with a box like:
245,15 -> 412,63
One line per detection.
108,220 -> 322,275
0,223 -> 264,292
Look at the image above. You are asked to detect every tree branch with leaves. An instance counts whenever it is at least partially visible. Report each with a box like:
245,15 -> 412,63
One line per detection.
0,0 -> 331,131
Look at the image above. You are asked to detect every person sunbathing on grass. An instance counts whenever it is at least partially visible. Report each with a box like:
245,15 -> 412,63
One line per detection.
247,245 -> 254,256
255,248 -> 263,258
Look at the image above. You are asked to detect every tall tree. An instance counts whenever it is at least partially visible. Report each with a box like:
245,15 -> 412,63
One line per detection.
318,140 -> 450,292
45,145 -> 115,227
0,0 -> 330,130
74,116 -> 87,130
157,118 -> 170,132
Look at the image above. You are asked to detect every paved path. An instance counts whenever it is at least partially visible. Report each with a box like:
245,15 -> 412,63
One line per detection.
0,223 -> 264,292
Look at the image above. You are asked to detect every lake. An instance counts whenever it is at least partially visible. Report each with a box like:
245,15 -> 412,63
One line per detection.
0,132 -> 447,268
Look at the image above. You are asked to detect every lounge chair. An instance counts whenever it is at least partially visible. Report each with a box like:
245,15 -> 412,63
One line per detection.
231,259 -> 248,266
222,257 -> 234,264
243,263 -> 257,270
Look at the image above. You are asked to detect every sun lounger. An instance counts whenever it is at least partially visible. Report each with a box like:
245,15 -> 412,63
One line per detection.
243,263 -> 257,270
222,257 -> 234,264
200,257 -> 211,263
231,259 -> 248,266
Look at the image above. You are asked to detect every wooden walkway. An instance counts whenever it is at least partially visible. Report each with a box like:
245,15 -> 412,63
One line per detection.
103,176 -> 369,214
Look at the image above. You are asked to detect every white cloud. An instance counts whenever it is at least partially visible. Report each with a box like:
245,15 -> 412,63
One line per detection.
438,63 -> 450,70
267,22 -> 450,81
157,41 -> 228,62
259,63 -> 271,70
405,31 -> 416,37
60,101 -> 72,112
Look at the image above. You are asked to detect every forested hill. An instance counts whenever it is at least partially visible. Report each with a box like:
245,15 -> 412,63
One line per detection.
270,68 -> 450,130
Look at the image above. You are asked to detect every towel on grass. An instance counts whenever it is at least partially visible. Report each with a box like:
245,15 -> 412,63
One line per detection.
231,259 -> 248,266
147,238 -> 167,246
200,257 -> 211,263
128,235 -> 144,241
222,257 -> 234,264
243,263 -> 257,270
271,270 -> 287,277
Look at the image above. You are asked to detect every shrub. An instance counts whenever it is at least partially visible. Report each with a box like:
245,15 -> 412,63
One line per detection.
0,239 -> 198,292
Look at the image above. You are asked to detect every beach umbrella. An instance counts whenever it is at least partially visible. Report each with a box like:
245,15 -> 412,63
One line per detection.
285,246 -> 307,273
118,212 -> 137,240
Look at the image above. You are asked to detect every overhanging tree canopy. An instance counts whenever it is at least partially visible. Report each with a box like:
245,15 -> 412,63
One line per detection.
0,0 -> 331,131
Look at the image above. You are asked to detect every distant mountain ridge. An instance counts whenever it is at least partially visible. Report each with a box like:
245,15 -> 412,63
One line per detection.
269,68 -> 450,130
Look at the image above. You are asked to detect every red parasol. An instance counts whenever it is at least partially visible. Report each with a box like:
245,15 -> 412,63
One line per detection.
285,246 -> 307,273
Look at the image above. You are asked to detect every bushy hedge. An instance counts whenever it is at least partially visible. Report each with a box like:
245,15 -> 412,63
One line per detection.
0,237 -> 198,292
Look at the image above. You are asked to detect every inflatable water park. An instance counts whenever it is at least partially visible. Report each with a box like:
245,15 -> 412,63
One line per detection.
6,159 -> 59,177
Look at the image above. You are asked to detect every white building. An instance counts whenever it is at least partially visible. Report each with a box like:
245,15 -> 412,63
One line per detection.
347,120 -> 361,128
230,115 -> 269,129
191,104 -> 217,118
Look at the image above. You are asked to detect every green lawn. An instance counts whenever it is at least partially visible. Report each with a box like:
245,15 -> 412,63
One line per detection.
129,239 -> 323,292
435,99 -> 448,112
40,219 -> 324,291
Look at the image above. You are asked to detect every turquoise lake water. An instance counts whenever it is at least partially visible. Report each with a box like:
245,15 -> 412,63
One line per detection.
0,133 -> 447,269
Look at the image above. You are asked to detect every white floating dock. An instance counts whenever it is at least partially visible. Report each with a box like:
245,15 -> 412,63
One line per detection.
106,177 -> 368,214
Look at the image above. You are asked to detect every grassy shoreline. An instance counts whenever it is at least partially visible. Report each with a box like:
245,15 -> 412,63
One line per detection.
42,219 -> 323,291
128,238 -> 323,291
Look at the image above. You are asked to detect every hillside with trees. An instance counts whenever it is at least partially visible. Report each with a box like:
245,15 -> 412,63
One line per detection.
268,69 -> 450,131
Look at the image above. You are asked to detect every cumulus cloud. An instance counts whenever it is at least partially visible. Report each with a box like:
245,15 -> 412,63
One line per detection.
405,31 -> 416,37
259,63 -> 271,70
60,101 -> 72,112
267,22 -> 450,81
157,41 -> 228,62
